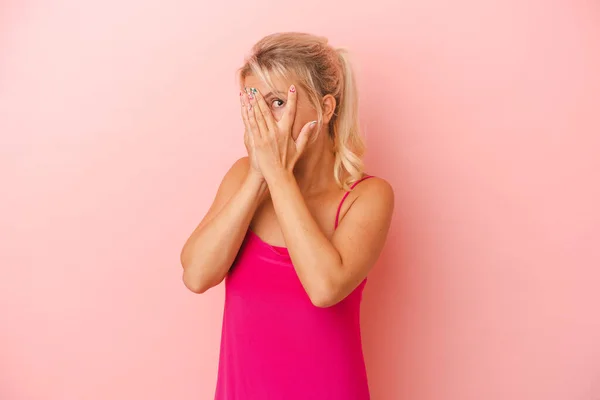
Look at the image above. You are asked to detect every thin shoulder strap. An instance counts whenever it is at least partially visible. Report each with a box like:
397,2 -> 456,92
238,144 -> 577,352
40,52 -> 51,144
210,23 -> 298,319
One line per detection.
334,175 -> 374,229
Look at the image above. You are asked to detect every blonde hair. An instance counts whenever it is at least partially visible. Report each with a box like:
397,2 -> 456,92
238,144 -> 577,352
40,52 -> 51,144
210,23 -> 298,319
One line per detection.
238,32 -> 365,190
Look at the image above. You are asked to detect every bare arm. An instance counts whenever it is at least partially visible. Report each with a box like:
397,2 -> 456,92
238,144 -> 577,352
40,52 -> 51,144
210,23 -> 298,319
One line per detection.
267,171 -> 394,307
180,157 -> 267,293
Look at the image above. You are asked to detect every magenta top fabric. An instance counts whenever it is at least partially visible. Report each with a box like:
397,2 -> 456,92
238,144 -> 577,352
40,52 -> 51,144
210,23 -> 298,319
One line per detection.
214,176 -> 373,400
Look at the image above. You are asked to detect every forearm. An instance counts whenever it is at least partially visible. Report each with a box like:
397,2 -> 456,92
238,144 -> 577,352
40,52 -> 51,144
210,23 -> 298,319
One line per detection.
266,170 -> 343,303
181,175 -> 267,293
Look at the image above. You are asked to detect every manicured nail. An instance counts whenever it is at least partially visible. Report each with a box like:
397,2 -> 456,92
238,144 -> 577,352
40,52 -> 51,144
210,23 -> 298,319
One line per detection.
290,85 -> 296,93
246,87 -> 257,99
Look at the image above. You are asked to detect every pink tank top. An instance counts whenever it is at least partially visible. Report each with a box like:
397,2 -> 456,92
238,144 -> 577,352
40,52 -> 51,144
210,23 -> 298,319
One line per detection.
214,176 -> 374,400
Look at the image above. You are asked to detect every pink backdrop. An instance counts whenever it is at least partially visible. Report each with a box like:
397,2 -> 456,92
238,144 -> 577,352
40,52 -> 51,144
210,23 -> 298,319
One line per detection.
1,0 -> 599,399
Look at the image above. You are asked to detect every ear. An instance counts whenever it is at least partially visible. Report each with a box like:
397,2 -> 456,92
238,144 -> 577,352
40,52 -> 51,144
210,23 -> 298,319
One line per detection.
322,94 -> 337,125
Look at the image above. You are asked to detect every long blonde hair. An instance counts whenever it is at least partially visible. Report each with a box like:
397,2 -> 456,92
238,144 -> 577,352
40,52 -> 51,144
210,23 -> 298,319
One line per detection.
238,32 -> 365,190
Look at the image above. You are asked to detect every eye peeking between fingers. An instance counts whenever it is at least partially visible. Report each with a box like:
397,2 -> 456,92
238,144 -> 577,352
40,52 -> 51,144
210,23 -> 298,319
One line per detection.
271,99 -> 285,109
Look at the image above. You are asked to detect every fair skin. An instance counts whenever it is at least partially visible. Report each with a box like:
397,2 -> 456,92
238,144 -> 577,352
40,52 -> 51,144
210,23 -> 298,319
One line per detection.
180,74 -> 394,307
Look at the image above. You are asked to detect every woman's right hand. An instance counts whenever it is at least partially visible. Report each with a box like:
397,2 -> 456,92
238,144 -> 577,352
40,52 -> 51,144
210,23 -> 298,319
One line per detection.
240,91 -> 263,181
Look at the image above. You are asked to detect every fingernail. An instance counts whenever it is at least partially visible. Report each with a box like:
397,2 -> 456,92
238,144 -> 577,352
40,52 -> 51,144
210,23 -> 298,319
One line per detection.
290,85 -> 296,93
310,120 -> 317,126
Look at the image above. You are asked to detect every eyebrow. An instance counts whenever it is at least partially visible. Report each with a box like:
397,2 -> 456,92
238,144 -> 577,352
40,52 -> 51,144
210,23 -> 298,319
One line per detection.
263,90 -> 286,98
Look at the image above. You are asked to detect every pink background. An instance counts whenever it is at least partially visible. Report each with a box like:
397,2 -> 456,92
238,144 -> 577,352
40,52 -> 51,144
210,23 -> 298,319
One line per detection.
1,0 -> 599,399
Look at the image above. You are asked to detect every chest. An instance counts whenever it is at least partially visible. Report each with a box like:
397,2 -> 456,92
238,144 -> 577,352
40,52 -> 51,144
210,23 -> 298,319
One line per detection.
249,189 -> 348,248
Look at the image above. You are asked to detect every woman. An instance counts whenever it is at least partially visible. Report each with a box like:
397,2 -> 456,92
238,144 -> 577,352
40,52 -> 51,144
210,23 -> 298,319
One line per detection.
180,32 -> 394,400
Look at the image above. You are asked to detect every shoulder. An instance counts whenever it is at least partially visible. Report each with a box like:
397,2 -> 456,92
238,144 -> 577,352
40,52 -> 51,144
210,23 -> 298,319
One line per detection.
230,156 -> 251,175
334,175 -> 394,238
351,176 -> 394,217
354,176 -> 394,206
339,175 -> 394,225
222,156 -> 250,183
214,157 -> 250,196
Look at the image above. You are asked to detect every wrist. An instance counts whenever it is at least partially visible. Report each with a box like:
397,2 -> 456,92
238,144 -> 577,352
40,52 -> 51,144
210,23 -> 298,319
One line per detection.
244,171 -> 268,198
264,167 -> 294,187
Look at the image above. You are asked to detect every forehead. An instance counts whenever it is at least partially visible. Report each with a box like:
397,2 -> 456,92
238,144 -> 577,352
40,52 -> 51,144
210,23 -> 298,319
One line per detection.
242,72 -> 291,93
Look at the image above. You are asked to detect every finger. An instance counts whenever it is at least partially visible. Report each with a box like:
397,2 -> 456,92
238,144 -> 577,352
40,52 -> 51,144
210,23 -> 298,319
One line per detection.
240,91 -> 253,137
240,90 -> 247,121
253,88 -> 278,134
295,120 -> 317,154
249,90 -> 270,138
245,95 -> 261,139
281,84 -> 297,127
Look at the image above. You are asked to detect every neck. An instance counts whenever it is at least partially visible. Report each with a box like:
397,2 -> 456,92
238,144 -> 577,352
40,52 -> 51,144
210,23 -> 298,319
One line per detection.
293,138 -> 337,195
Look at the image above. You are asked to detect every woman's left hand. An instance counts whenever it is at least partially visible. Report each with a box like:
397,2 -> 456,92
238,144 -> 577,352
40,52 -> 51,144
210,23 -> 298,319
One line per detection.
243,85 -> 317,182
